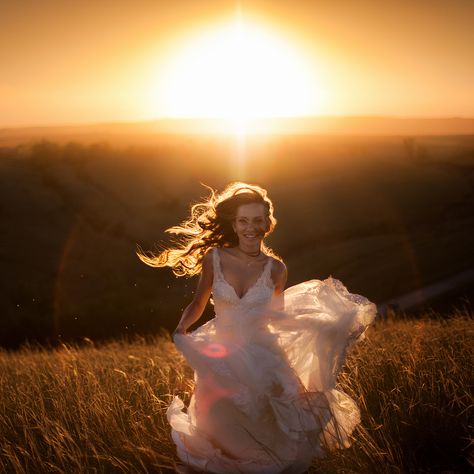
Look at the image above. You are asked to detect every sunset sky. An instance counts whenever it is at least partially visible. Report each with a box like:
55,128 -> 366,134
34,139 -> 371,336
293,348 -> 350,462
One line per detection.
1,0 -> 473,127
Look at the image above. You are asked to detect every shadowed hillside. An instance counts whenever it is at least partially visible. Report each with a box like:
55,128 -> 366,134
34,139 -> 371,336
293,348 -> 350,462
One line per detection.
1,133 -> 473,347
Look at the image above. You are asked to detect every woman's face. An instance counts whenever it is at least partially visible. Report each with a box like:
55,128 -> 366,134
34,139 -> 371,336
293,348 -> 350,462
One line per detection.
232,203 -> 267,246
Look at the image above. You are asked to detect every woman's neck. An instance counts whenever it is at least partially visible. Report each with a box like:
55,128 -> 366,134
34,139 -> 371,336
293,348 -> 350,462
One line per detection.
237,243 -> 262,257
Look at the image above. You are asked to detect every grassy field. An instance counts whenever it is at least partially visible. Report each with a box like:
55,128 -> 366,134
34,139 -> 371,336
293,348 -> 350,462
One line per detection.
1,310 -> 472,473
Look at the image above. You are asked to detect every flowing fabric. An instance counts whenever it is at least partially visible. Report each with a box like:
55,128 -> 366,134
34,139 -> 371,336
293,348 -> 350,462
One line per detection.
167,248 -> 377,473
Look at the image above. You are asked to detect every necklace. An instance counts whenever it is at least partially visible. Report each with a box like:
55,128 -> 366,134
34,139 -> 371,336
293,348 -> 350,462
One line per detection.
236,247 -> 261,264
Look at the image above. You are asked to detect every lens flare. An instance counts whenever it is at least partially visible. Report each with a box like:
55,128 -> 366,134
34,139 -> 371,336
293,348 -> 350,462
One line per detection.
200,343 -> 229,358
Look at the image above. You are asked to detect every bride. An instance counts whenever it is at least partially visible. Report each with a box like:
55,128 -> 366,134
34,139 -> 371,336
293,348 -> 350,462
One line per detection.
137,182 -> 376,473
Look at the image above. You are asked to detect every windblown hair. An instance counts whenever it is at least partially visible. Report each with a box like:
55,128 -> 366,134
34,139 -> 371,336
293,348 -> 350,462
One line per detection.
136,182 -> 278,277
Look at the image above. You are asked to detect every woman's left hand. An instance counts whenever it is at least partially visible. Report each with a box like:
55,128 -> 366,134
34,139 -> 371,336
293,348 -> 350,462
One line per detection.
172,325 -> 187,338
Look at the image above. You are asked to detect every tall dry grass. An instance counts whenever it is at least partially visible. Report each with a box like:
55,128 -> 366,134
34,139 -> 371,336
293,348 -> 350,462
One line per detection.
0,312 -> 473,473
320,310 -> 474,473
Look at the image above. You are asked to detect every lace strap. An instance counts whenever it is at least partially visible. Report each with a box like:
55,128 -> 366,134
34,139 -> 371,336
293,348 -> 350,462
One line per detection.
212,248 -> 224,282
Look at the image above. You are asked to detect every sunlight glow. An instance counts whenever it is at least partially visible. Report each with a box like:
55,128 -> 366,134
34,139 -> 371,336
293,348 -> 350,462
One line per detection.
151,17 -> 325,129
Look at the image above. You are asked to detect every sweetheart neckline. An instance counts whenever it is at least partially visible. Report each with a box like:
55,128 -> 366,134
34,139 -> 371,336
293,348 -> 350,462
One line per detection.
214,248 -> 273,301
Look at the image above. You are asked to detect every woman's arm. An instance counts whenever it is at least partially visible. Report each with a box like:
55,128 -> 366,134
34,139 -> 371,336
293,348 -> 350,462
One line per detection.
269,259 -> 287,315
272,259 -> 288,296
173,251 -> 214,336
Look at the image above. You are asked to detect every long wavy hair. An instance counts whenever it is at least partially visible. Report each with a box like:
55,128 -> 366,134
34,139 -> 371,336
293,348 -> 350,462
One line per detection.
136,182 -> 278,277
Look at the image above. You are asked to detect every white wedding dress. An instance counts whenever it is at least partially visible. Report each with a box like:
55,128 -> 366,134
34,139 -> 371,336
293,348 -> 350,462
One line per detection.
168,248 -> 376,473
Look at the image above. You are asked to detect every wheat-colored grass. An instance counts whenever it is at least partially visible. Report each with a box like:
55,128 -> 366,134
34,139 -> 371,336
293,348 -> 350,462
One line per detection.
1,313 -> 473,473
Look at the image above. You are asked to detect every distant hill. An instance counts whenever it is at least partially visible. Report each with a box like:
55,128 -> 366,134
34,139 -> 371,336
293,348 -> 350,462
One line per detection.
1,116 -> 473,147
1,133 -> 473,347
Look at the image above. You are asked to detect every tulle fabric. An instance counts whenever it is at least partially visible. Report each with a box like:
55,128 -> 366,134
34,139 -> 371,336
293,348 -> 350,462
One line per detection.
167,249 -> 377,473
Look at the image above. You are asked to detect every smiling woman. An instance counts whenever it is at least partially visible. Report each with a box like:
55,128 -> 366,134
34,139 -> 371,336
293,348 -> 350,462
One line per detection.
151,17 -> 325,127
137,182 -> 376,473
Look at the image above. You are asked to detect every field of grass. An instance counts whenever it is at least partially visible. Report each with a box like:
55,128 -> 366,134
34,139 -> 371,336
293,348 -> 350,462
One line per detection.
1,310 -> 472,473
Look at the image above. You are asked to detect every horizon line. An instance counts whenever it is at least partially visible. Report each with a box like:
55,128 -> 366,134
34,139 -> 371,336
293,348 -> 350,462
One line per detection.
2,114 -> 474,130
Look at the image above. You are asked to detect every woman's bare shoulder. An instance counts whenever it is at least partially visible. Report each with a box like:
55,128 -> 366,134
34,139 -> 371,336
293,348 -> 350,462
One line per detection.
269,256 -> 287,291
201,248 -> 215,270
269,257 -> 287,276
203,247 -> 216,259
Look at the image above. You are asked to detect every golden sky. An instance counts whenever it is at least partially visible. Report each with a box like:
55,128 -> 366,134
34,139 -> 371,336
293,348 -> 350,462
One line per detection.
1,0 -> 473,127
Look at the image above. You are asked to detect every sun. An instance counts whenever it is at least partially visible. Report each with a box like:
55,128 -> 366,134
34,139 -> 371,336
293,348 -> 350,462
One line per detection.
151,17 -> 325,129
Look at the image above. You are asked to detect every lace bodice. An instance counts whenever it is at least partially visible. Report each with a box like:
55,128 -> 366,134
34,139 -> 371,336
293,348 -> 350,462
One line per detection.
211,248 -> 275,337
212,248 -> 274,306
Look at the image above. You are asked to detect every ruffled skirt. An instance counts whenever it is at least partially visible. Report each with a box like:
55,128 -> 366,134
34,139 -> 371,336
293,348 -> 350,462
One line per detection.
168,278 -> 377,473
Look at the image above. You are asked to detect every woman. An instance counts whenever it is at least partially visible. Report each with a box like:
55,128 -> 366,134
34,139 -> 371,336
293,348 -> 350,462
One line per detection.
137,182 -> 376,473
